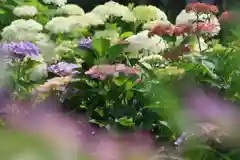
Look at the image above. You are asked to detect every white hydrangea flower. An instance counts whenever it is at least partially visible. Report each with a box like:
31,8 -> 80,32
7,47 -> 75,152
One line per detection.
176,9 -> 220,37
68,12 -> 104,28
45,16 -> 78,34
139,55 -> 165,70
91,1 -> 136,22
139,54 -> 163,62
81,12 -> 105,26
34,33 -> 51,42
55,40 -> 77,57
42,0 -> 67,6
125,30 -> 168,54
57,4 -> 84,15
13,5 -> 37,17
142,20 -> 171,30
1,19 -> 43,42
11,19 -> 43,32
133,5 -> 167,22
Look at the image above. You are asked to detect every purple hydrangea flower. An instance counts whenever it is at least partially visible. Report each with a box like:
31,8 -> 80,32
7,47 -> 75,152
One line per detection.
79,37 -> 92,49
48,62 -> 79,76
174,132 -> 188,146
1,42 -> 40,59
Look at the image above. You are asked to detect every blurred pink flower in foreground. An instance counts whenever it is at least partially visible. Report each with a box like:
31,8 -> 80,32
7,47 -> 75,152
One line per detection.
2,101 -> 158,160
85,64 -> 140,80
177,87 -> 240,145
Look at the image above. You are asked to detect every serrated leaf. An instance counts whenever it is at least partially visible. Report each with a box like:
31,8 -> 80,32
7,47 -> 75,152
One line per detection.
91,38 -> 110,57
107,43 -> 128,62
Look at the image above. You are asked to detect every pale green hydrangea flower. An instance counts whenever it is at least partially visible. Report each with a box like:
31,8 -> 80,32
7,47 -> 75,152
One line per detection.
13,5 -> 37,17
91,1 -> 136,22
57,4 -> 84,15
139,55 -> 164,63
68,12 -> 104,28
55,40 -> 77,56
45,16 -> 77,34
133,5 -> 167,22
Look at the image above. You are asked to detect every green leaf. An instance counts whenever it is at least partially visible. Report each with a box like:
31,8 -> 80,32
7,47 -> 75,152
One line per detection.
113,77 -> 127,86
91,38 -> 110,57
0,8 -> 6,14
120,31 -> 134,39
125,80 -> 134,90
107,43 -> 128,62
201,60 -> 219,79
117,117 -> 134,127
105,23 -> 118,30
126,90 -> 134,99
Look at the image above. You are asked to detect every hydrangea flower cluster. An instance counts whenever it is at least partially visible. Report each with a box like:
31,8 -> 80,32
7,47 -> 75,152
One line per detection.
42,0 -> 67,6
57,4 -> 85,15
148,22 -> 219,37
1,42 -> 41,60
45,16 -> 77,34
125,30 -> 168,54
133,5 -> 168,22
148,23 -> 175,37
91,1 -> 136,22
139,55 -> 164,69
1,19 -> 43,42
13,5 -> 38,17
175,9 -> 220,37
68,12 -> 104,28
45,12 -> 104,34
185,2 -> 219,14
78,37 -> 92,50
142,20 -> 171,30
139,55 -> 164,63
36,76 -> 72,92
54,40 -> 77,57
85,64 -> 140,80
48,62 -> 79,76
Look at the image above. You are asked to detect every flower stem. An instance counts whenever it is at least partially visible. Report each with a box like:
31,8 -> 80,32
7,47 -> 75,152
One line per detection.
196,14 -> 202,53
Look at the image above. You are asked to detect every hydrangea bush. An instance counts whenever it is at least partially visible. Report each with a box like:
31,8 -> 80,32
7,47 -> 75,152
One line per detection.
0,1 -> 240,160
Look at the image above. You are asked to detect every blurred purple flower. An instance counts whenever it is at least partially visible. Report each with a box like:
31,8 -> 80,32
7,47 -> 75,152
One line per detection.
1,42 -> 40,59
79,37 -> 92,49
174,132 -> 188,146
48,62 -> 79,76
